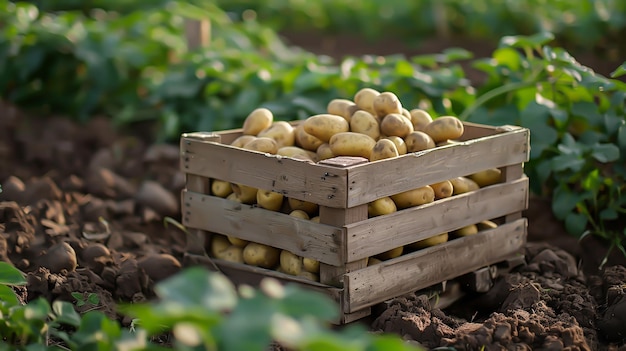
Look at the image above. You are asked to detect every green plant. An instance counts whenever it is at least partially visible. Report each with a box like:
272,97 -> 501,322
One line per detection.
71,292 -> 100,308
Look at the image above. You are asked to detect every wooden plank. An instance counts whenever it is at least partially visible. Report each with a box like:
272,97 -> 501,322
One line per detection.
182,138 -> 351,207
344,177 -> 529,261
343,127 -> 529,207
459,122 -> 523,141
344,218 -> 527,312
182,191 -> 345,266
501,163 -> 526,222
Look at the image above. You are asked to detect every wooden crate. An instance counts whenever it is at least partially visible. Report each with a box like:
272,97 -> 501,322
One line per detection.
180,121 -> 530,323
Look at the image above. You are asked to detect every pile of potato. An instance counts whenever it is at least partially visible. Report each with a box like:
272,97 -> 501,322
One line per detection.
206,88 -> 505,280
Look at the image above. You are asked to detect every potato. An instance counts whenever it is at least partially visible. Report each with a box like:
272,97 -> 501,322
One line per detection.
391,186 -> 435,210
243,108 -> 273,136
404,131 -> 435,152
380,113 -> 414,138
289,209 -> 310,220
354,88 -> 380,115
373,92 -> 403,117
256,189 -> 284,212
368,196 -> 397,217
243,137 -> 278,154
370,138 -> 399,161
243,242 -> 280,268
231,183 -> 258,204
375,246 -> 403,260
210,234 -> 230,258
407,232 -> 449,250
227,236 -> 249,247
231,135 -> 257,148
288,198 -> 318,216
430,180 -> 453,200
277,146 -> 318,161
211,179 -> 233,198
303,114 -> 350,143
226,192 -> 241,203
217,245 -> 244,263
302,257 -> 320,273
423,116 -> 464,143
449,176 -> 480,195
401,108 -> 412,120
367,257 -> 383,266
327,98 -> 358,122
328,132 -> 376,159
468,168 -> 502,187
295,124 -> 324,151
409,109 -> 433,131
384,136 -> 407,155
310,216 -> 320,223
258,121 -> 296,148
350,110 -> 380,140
280,250 -> 303,276
452,224 -> 478,237
316,143 -> 335,161
298,271 -> 320,282
477,220 -> 498,230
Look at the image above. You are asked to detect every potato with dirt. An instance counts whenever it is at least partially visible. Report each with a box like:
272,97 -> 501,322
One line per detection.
217,245 -> 244,263
368,196 -> 397,217
384,136 -> 408,155
370,138 -> 399,161
327,98 -> 359,122
289,209 -> 310,220
423,116 -> 464,143
391,186 -> 435,209
381,113 -> 414,138
354,87 -> 380,115
329,132 -> 376,159
243,242 -> 280,268
469,168 -> 502,187
373,91 -> 403,117
404,131 -> 435,152
303,114 -> 350,143
303,257 -> 320,274
228,236 -> 249,247
430,180 -> 454,199
256,189 -> 284,211
350,110 -> 381,140
231,183 -> 258,204
243,137 -> 279,154
243,108 -> 273,136
449,176 -> 480,195
409,109 -> 433,131
257,121 -> 295,148
316,143 -> 335,161
211,179 -> 233,198
295,124 -> 324,151
280,250 -> 303,276
288,198 -> 318,216
210,234 -> 231,257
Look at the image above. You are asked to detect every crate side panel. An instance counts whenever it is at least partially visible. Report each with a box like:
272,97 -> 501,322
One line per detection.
344,128 -> 529,207
345,177 -> 529,261
344,218 -> 527,312
183,191 -> 344,265
182,138 -> 349,207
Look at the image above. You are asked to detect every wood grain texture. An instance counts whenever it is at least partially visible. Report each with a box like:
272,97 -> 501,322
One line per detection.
344,176 -> 529,261
343,218 -> 527,312
183,190 -> 345,265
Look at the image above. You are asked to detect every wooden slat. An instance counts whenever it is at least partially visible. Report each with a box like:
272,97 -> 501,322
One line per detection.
344,177 -> 529,261
343,127 -> 529,207
343,218 -> 527,312
182,191 -> 345,266
501,163 -> 526,222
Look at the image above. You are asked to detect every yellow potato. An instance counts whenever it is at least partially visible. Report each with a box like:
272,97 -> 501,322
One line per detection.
327,98 -> 358,122
401,108 -> 412,120
409,109 -> 433,131
316,143 -> 335,161
216,245 -> 244,263
373,92 -> 403,117
380,113 -> 414,138
375,246 -> 403,260
280,250 -> 303,276
243,242 -> 280,268
294,124 -> 324,151
329,132 -> 376,159
226,192 -> 241,203
423,116 -> 464,143
477,220 -> 498,230
404,131 -> 435,152
210,234 -> 230,258
391,186 -> 435,210
407,232 -> 449,250
384,136 -> 407,155
243,137 -> 279,154
350,110 -> 380,140
430,180 -> 453,200
257,121 -> 296,148
211,179 -> 233,198
289,209 -> 310,220
288,198 -> 318,216
370,138 -> 399,161
231,183 -> 258,204
468,168 -> 502,187
303,114 -> 350,143
231,135 -> 257,148
354,88 -> 380,115
256,189 -> 284,212
227,236 -> 249,247
310,216 -> 320,223
436,140 -> 460,147
243,108 -> 273,136
302,257 -> 320,273
298,271 -> 319,282
276,146 -> 318,162
452,224 -> 478,237
368,196 -> 397,217
367,257 -> 382,266
449,176 -> 480,195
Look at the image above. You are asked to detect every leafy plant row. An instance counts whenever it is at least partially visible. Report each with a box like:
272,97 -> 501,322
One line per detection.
0,261 -> 422,350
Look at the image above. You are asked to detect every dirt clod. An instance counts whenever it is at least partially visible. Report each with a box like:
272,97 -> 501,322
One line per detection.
135,180 -> 178,217
37,241 -> 78,274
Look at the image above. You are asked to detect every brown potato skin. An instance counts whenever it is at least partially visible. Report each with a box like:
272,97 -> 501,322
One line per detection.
404,131 -> 435,152
354,88 -> 380,115
373,92 -> 403,117
381,113 -> 414,138
423,116 -> 464,143
303,114 -> 350,143
243,108 -> 273,136
370,138 -> 399,161
430,180 -> 454,199
391,186 -> 435,209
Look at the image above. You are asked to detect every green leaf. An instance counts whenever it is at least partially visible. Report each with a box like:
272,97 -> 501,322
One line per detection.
493,47 -> 521,70
0,284 -> 20,306
279,285 -> 339,321
500,32 -> 555,49
552,186 -> 580,220
52,300 -> 81,327
0,262 -> 26,286
600,208 -> 619,221
591,143 -> 620,163
610,62 -> 626,78
618,124 -> 626,151
565,212 -> 588,237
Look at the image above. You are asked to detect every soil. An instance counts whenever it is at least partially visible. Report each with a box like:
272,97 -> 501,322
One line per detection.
1,95 -> 625,351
